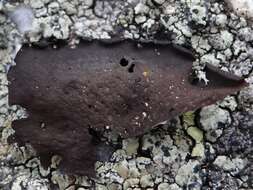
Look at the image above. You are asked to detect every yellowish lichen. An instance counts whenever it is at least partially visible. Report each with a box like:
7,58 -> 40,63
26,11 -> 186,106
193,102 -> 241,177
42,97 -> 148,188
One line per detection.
182,111 -> 195,128
187,127 -> 203,143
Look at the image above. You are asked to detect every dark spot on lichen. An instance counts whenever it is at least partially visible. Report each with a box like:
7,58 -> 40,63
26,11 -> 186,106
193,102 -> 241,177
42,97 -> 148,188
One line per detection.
161,145 -> 170,157
192,9 -> 199,14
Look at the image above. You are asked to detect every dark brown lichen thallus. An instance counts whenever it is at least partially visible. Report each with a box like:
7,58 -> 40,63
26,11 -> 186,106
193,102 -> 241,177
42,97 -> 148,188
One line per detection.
7,40 -> 247,176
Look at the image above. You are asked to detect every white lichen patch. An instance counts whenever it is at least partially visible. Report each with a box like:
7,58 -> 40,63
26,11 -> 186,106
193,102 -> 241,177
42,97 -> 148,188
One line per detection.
157,183 -> 181,190
175,160 -> 202,189
200,104 -> 231,142
140,174 -> 154,188
11,174 -> 49,190
209,31 -> 233,50
219,96 -> 238,111
226,0 -> 253,20
213,156 -> 247,175
8,6 -> 34,34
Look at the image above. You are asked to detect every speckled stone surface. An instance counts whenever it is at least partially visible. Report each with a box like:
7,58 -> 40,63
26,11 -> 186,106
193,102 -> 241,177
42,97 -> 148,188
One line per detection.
0,0 -> 252,189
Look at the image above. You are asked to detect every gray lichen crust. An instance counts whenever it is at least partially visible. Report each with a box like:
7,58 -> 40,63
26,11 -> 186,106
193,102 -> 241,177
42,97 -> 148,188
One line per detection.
0,0 -> 252,190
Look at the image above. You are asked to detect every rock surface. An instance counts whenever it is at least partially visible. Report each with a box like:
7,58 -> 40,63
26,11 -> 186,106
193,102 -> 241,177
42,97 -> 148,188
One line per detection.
0,0 -> 252,189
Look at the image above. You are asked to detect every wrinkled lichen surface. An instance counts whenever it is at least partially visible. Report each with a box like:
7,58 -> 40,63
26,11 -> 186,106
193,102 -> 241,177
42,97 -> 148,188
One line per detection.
0,0 -> 252,189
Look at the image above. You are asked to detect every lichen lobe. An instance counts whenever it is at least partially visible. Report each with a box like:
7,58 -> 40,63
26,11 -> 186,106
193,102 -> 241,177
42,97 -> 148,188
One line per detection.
7,40 -> 246,176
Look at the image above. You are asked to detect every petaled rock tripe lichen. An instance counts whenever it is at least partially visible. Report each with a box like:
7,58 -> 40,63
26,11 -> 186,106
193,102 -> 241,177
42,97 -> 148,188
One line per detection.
7,40 -> 247,176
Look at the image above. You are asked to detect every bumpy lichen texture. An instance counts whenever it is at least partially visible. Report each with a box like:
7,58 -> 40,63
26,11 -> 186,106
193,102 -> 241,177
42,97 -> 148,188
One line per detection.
0,0 -> 252,189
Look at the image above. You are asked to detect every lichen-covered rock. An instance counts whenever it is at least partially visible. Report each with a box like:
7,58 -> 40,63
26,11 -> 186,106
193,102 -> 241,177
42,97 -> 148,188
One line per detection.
215,111 -> 253,158
191,143 -> 205,157
219,96 -> 238,111
175,160 -> 202,189
122,138 -> 139,157
208,31 -> 233,51
140,174 -> 154,188
200,104 -> 231,142
238,85 -> 253,110
0,0 -> 252,189
189,4 -> 208,26
113,160 -> 129,179
203,169 -> 242,190
213,156 -> 246,175
123,178 -> 140,189
225,0 -> 253,19
187,127 -> 203,143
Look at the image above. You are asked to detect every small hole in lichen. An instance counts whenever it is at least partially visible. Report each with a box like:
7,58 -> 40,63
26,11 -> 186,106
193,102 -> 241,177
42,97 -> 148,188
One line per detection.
128,64 -> 135,73
119,58 -> 129,67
